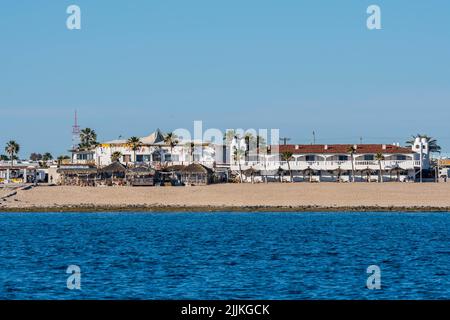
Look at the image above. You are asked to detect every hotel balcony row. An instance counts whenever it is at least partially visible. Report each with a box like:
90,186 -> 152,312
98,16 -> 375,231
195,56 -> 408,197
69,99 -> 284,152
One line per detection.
230,159 -> 422,172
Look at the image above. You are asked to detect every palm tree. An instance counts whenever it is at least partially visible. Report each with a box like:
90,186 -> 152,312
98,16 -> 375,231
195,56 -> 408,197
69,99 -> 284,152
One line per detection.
233,147 -> 244,183
375,152 -> 385,183
79,128 -> 98,150
164,132 -> 178,163
336,167 -> 342,183
281,151 -> 294,183
347,145 -> 356,182
256,135 -> 266,162
127,136 -> 142,164
243,133 -> 255,161
187,142 -> 195,163
225,129 -> 238,145
111,151 -> 122,162
0,154 -> 9,161
406,134 -> 441,153
5,141 -> 20,167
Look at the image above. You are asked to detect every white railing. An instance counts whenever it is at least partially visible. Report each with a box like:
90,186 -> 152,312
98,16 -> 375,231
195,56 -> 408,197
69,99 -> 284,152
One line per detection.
231,160 -> 422,171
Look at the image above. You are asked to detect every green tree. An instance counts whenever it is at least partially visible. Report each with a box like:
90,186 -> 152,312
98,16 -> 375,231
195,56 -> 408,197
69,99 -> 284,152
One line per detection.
79,128 -> 98,150
111,151 -> 122,162
375,152 -> 385,183
233,147 -> 244,183
281,151 -> 294,183
5,141 -> 20,166
164,132 -> 178,163
127,136 -> 142,164
406,134 -> 441,153
42,153 -> 53,161
30,153 -> 43,161
347,145 -> 356,182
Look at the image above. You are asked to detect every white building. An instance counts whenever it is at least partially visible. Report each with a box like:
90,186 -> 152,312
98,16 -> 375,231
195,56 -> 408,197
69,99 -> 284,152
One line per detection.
73,129 -> 225,168
230,137 -> 431,182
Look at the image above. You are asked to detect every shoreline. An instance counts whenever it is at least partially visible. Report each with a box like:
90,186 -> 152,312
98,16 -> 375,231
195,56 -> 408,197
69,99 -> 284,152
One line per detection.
2,184 -> 450,213
1,205 -> 450,213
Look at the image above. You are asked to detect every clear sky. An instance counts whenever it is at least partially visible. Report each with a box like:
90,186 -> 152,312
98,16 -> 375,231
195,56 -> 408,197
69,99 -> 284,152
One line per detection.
1,0 -> 449,158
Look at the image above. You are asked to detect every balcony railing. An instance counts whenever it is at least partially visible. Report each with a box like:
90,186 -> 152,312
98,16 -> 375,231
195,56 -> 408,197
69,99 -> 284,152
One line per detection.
233,159 -> 422,171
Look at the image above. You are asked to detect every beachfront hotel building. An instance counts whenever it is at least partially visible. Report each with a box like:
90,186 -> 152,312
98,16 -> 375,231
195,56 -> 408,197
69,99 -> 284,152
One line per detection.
70,129 -> 431,183
72,129 -> 224,169
230,137 -> 431,182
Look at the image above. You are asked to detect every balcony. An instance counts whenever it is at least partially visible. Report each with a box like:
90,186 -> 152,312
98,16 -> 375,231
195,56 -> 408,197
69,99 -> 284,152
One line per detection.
231,160 -> 421,172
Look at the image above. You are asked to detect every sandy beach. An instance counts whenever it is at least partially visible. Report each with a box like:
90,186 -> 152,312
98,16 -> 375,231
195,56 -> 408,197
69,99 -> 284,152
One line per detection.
1,183 -> 450,212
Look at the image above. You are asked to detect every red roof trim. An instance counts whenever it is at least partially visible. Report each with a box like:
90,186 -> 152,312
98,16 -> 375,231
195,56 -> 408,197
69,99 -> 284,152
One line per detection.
271,144 -> 413,154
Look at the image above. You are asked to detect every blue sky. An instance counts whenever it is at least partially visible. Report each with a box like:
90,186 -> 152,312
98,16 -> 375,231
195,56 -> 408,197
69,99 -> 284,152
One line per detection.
1,0 -> 449,157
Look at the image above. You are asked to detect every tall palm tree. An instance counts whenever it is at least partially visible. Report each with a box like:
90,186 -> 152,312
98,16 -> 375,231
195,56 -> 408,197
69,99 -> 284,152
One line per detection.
347,145 -> 356,182
164,132 -> 178,163
243,133 -> 255,161
281,151 -> 294,183
111,151 -> 122,162
233,147 -> 244,183
256,135 -> 266,162
375,152 -> 385,183
406,134 -> 441,153
187,142 -> 195,163
225,129 -> 238,145
5,141 -> 20,167
127,136 -> 142,164
79,128 -> 98,150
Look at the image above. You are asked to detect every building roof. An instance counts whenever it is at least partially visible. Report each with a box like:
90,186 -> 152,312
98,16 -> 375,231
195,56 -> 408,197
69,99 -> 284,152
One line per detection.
98,162 -> 127,173
140,129 -> 165,144
181,163 -> 213,174
161,165 -> 186,172
57,164 -> 97,174
126,166 -> 156,175
272,144 -> 413,155
101,129 -> 166,146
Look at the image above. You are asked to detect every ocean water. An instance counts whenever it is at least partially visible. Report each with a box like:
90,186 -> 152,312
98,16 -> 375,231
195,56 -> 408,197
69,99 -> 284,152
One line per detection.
0,212 -> 449,300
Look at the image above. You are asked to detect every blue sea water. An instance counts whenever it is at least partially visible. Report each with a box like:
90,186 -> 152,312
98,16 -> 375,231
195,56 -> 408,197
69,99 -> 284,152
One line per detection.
0,212 -> 449,300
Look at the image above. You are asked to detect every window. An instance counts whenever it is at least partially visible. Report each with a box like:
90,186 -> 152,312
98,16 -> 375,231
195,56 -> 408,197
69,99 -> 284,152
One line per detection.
305,155 -> 315,161
396,155 -> 407,161
136,155 -> 144,162
364,155 -> 374,161
152,152 -> 161,162
338,155 -> 348,161
77,153 -> 93,160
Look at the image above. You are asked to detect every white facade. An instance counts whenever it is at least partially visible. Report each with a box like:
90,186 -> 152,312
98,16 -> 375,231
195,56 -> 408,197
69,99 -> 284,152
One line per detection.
72,130 -> 224,168
230,139 -> 431,182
